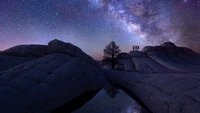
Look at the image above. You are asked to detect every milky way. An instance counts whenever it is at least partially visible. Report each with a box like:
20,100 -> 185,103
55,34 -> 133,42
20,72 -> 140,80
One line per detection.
0,0 -> 200,60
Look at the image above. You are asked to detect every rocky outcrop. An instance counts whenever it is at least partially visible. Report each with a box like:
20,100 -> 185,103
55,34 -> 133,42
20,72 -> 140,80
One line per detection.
0,39 -> 108,113
106,70 -> 200,113
102,42 -> 200,73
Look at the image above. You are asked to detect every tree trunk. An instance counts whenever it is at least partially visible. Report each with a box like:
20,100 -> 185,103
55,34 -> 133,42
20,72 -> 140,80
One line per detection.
111,54 -> 114,69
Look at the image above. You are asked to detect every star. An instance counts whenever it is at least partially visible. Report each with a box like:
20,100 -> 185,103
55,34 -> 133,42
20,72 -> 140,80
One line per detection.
0,0 -> 200,60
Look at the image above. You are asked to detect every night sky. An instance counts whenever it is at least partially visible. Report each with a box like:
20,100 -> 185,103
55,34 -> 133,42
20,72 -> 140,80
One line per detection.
1,0 -> 200,60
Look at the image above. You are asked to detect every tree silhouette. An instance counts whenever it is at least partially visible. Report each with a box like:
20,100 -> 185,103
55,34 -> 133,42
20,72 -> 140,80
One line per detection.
103,41 -> 121,69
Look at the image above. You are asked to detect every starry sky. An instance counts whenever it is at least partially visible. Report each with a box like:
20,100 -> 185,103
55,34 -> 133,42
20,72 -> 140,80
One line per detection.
0,0 -> 200,60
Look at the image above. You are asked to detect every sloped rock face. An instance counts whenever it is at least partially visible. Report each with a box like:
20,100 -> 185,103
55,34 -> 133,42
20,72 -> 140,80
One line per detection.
106,70 -> 200,113
102,42 -> 200,73
0,40 -> 108,113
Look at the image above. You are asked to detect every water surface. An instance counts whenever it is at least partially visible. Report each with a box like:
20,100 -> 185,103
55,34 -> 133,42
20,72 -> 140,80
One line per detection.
73,85 -> 150,113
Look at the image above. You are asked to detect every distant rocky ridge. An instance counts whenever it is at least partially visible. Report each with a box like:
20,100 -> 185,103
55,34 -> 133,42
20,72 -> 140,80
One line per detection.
1,39 -> 96,64
102,42 -> 200,73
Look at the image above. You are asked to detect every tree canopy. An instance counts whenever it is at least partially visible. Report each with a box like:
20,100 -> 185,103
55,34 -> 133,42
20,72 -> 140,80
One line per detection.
103,41 -> 121,59
103,41 -> 121,69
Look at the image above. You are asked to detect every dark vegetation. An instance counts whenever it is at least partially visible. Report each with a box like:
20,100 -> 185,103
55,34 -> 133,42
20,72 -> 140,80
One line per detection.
103,41 -> 121,69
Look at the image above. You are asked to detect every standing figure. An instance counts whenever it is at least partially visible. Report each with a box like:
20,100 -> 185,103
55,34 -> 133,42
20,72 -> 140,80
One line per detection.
133,46 -> 139,51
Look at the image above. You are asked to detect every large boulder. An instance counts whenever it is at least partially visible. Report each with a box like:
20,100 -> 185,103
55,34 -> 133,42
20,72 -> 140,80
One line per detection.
47,39 -> 96,65
0,40 -> 109,113
0,53 -> 108,113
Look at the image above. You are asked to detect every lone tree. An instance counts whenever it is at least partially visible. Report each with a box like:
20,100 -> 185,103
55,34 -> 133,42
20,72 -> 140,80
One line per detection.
103,41 -> 121,69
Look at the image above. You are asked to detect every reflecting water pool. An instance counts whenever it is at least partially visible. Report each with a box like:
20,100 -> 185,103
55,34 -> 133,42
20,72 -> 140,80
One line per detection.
72,85 -> 150,113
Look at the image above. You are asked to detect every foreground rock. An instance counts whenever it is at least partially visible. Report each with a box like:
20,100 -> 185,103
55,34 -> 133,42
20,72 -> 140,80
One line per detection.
106,70 -> 200,113
0,40 -> 108,113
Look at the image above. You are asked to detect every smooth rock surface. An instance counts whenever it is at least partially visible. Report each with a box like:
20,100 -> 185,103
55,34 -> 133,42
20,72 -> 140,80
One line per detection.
106,70 -> 200,113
